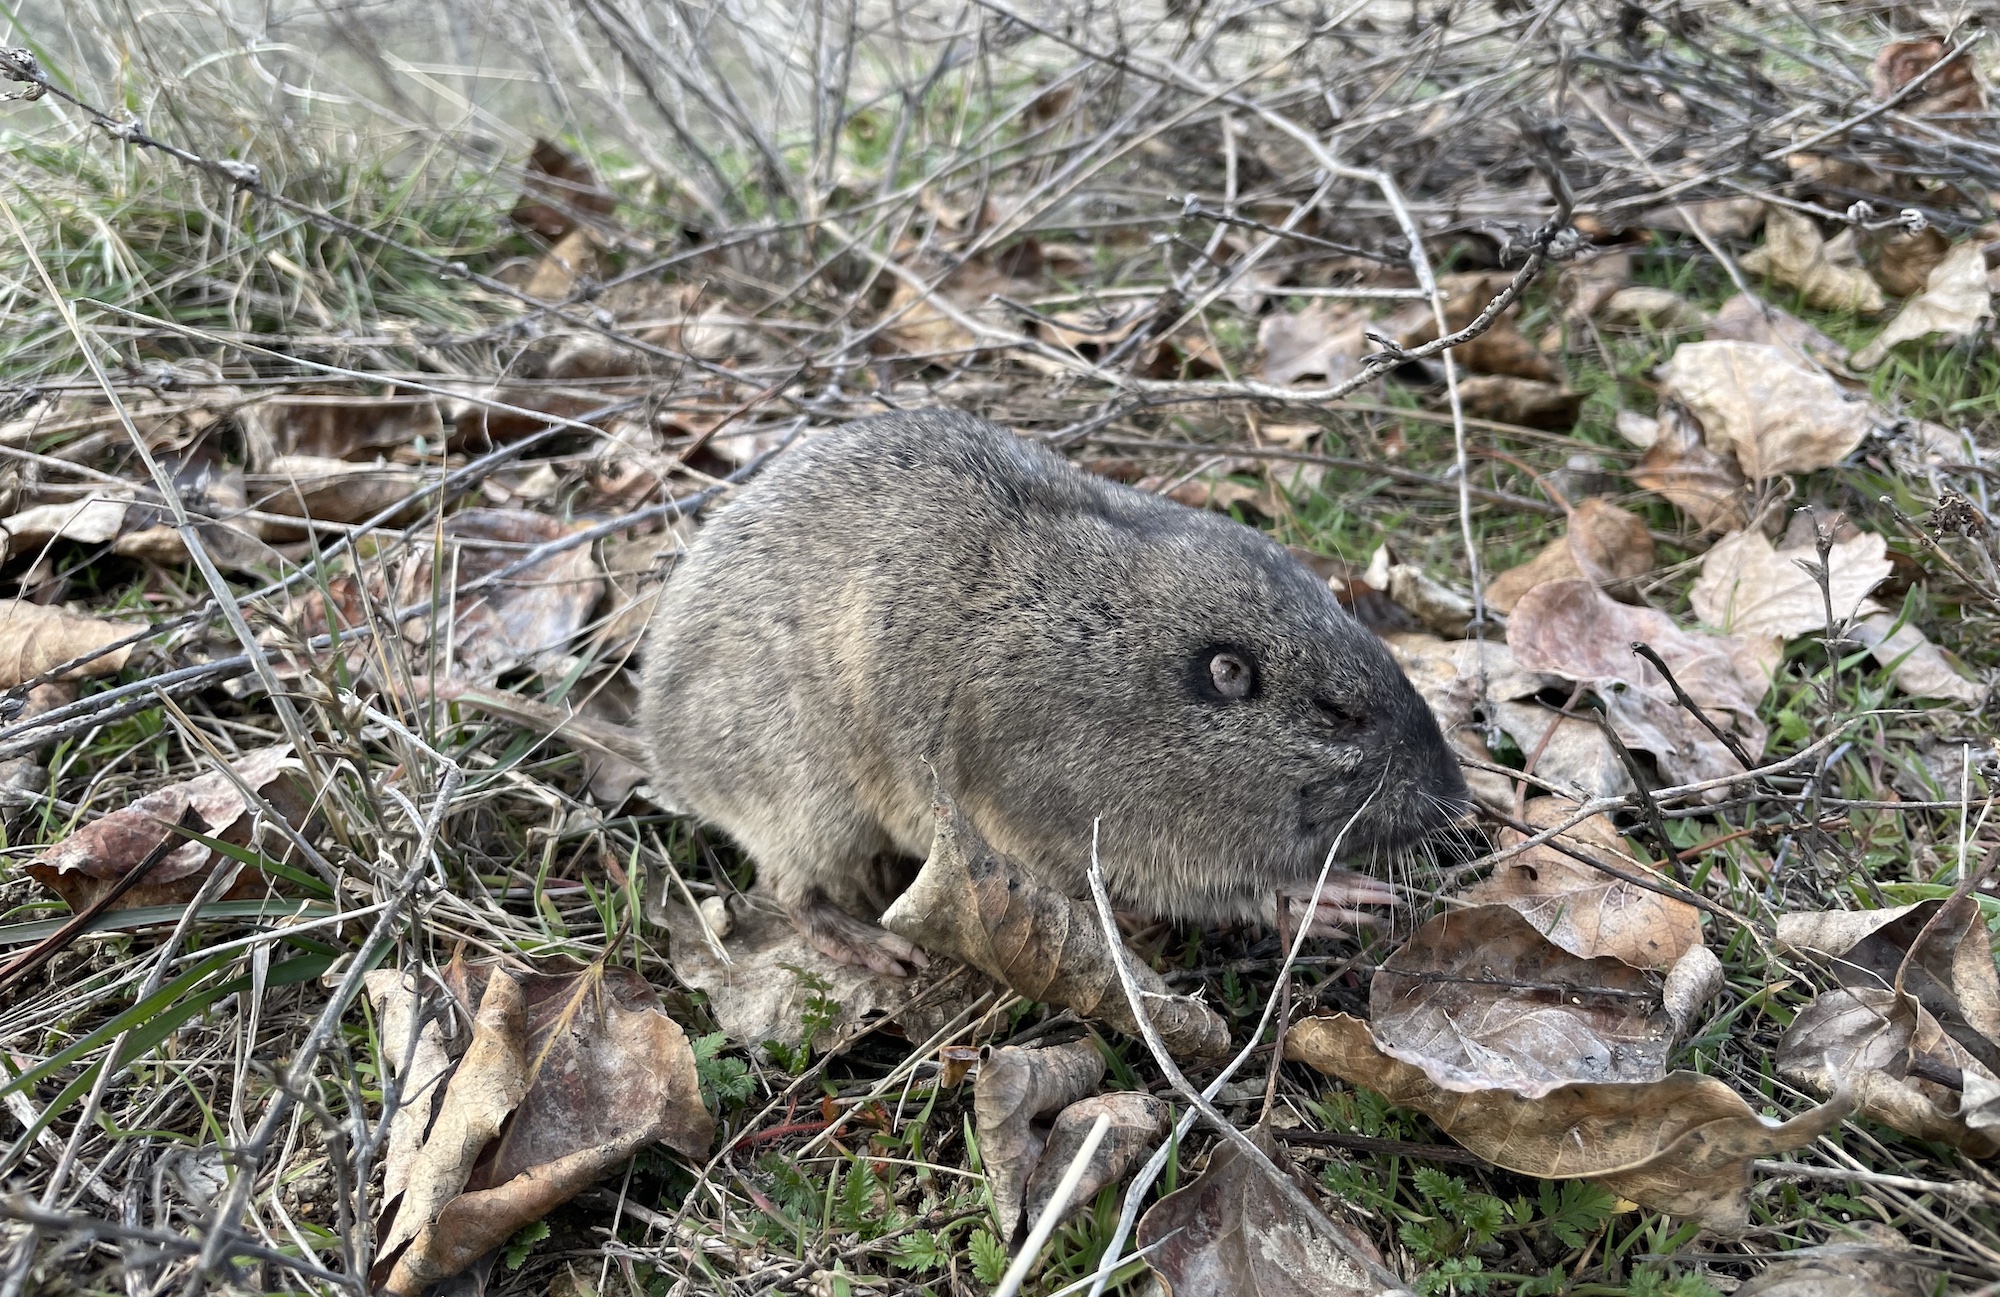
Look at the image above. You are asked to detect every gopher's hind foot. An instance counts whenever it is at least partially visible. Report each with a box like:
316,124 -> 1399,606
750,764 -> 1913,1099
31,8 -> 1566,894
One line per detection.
789,891 -> 930,977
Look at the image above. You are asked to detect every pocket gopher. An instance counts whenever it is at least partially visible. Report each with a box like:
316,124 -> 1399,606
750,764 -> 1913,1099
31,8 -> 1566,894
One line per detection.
642,409 -> 1471,974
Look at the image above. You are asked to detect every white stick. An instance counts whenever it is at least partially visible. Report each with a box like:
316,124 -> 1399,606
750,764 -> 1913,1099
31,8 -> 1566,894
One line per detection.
994,1113 -> 1113,1297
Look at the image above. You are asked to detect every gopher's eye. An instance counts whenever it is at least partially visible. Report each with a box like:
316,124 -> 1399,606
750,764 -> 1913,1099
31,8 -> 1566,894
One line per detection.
1195,647 -> 1257,701
1315,696 -> 1369,729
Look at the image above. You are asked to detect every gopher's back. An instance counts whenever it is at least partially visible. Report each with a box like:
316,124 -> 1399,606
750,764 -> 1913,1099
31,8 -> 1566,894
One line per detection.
640,410 -> 1095,906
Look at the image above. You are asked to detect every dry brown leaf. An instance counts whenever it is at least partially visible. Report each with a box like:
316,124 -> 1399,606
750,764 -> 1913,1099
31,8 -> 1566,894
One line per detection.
1776,897 -> 2000,1155
246,455 -> 428,525
974,1040 -> 1106,1239
1259,303 -> 1366,386
377,971 -> 529,1265
1663,340 -> 1880,480
1,495 -> 278,574
880,795 -> 1231,1058
1635,198 -> 1766,242
882,262 -> 1032,359
1662,945 -> 1726,1039
596,526 -> 683,652
1556,250 -> 1633,325
1489,702 -> 1635,802
364,970 -> 456,1207
1039,301 -> 1150,357
1740,208 -> 1887,315
1389,276 -> 1558,381
656,894 -> 981,1051
1853,240 -> 1994,369
381,959 -> 712,1293
1851,613 -> 1987,705
1871,38 -> 1987,127
1137,1126 -> 1396,1297
238,395 -> 441,464
450,960 -> 714,1181
26,746 -> 307,912
1362,546 -> 1475,638
1863,225 -> 1951,298
1366,905 -> 1677,1095
1286,1014 -> 1851,1233
1689,529 -> 1891,639
1597,286 -> 1708,332
1483,498 -> 1653,614
1780,987 -> 1994,1155
1452,375 -> 1580,430
1706,294 -> 1853,371
1737,1223 -> 1941,1296
1628,404 -> 1752,532
395,509 -> 605,680
1508,580 -> 1771,788
0,603 -> 136,685
510,139 -> 616,239
1021,1092 -> 1169,1233
524,228 -> 600,303
1466,800 -> 1702,972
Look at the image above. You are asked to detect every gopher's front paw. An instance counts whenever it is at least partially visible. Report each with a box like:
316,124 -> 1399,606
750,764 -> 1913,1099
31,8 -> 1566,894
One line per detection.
1276,869 -> 1399,938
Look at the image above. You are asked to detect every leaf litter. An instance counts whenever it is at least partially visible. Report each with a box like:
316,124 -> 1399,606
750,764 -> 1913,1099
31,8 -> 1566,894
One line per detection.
5,8 -> 2000,1297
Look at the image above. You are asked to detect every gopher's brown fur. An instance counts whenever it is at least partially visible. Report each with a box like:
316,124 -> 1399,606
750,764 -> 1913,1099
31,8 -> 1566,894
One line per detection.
642,409 -> 1469,973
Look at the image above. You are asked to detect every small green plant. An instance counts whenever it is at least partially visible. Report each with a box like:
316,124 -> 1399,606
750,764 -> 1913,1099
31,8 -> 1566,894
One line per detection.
692,1032 -> 754,1108
762,974 -> 841,1072
968,1228 -> 1009,1286
502,1219 -> 550,1270
1399,1169 -> 1509,1280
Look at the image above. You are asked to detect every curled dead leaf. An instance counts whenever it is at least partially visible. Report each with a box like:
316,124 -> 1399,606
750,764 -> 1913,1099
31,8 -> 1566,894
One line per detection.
364,969 -> 456,1206
377,971 -> 529,1267
1466,800 -> 1701,972
1853,240 -> 1993,369
1259,303 -> 1366,386
380,959 -> 712,1294
1483,498 -> 1653,615
1367,905 -> 1678,1095
1706,294 -> 1852,371
1689,528 -> 1890,640
1363,546 -> 1474,638
26,745 -> 308,911
1597,287 -> 1708,332
395,509 -> 605,680
1871,38 -> 1987,131
655,894 -> 980,1052
1452,375 -> 1580,430
1740,208 -> 1886,315
247,455 -> 430,525
880,795 -> 1231,1058
1737,1222 -> 1941,1296
1286,1014 -> 1852,1233
1021,1092 -> 1168,1233
0,602 -> 137,685
525,228 -> 601,303
510,139 -> 616,240
1662,340 -> 1879,480
1383,633 -> 1567,810
1489,701 -> 1635,802
1776,898 -> 2000,1155
1507,580 -> 1771,788
1628,405 -> 1751,533
237,395 -> 441,466
974,1040 -> 1106,1239
1137,1126 -> 1398,1297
